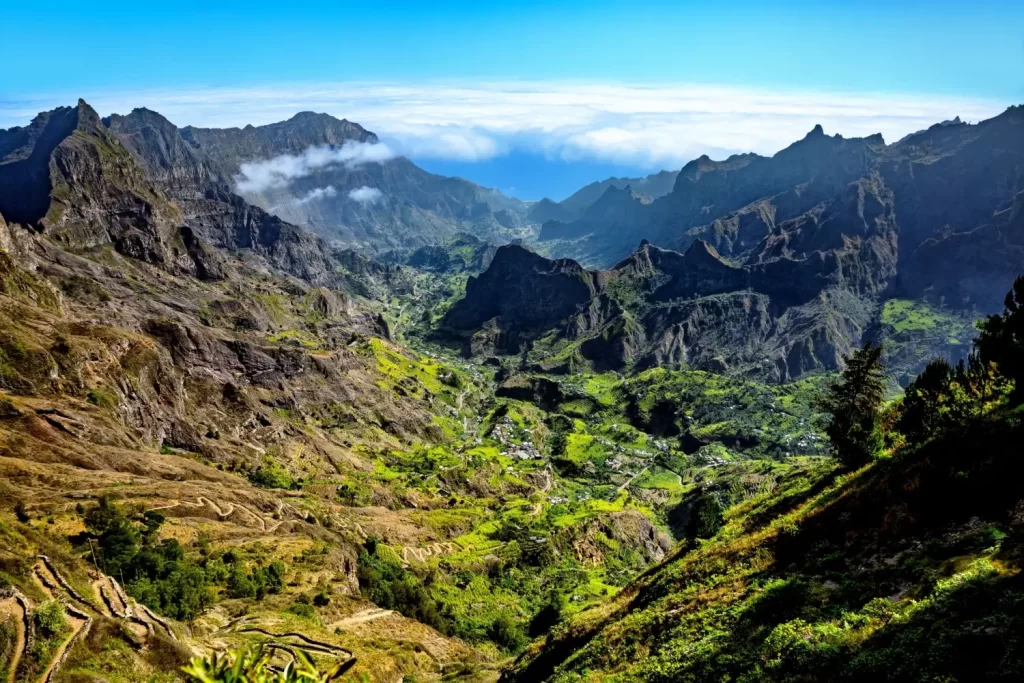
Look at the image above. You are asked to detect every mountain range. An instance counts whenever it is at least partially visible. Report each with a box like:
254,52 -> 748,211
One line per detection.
177,112 -> 535,251
538,112 -> 1024,305
0,95 -> 1022,683
526,169 -> 679,224
439,108 -> 1023,385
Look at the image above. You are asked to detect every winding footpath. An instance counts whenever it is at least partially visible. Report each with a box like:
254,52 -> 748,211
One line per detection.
0,590 -> 30,683
25,556 -> 174,682
148,496 -> 285,533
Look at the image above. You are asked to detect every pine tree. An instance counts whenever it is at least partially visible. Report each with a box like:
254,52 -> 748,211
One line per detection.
819,341 -> 886,468
977,275 -> 1024,401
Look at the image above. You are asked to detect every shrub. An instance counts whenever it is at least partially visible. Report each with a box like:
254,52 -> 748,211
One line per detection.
14,501 -> 29,523
286,601 -> 316,620
489,613 -> 527,653
34,600 -> 67,638
246,459 -> 296,490
686,493 -> 724,541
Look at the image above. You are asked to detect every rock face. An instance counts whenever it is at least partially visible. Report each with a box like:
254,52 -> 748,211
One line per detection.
442,245 -> 606,353
0,100 -> 194,274
103,106 -> 349,285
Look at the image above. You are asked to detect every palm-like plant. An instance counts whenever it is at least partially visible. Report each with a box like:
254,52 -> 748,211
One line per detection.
183,645 -> 355,683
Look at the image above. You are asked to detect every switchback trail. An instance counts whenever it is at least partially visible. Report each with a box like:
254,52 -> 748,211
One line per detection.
0,591 -> 29,683
148,496 -> 284,533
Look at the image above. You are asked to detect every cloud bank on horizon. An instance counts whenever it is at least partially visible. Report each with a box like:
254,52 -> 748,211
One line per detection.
5,82 -> 1007,171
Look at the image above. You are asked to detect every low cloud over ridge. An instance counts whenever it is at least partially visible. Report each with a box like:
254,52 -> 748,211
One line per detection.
234,141 -> 394,193
296,186 -> 337,204
348,186 -> 383,204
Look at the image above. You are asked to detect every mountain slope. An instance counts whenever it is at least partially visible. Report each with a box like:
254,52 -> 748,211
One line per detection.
503,325 -> 1024,683
527,170 -> 678,224
539,110 -> 1024,316
441,172 -> 900,382
178,112 -> 534,251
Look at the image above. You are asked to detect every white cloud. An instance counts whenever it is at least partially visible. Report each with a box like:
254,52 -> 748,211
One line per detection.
393,128 -> 504,161
234,141 -> 394,193
348,186 -> 383,204
296,185 -> 337,204
5,82 -> 1010,170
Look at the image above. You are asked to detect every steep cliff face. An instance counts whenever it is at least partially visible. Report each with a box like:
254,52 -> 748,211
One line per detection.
441,244 -> 606,353
0,100 -> 216,277
105,106 -> 381,286
882,107 -> 1024,309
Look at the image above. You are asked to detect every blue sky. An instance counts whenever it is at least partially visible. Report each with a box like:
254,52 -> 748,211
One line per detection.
3,1 -> 1022,199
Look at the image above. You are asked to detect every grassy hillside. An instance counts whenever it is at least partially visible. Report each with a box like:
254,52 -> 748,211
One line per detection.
503,281 -> 1024,683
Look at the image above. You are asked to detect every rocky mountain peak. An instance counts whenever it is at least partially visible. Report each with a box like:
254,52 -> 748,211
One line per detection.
75,98 -> 102,128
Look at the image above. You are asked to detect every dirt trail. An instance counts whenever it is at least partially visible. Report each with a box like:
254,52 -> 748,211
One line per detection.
0,592 -> 29,683
231,625 -> 353,659
401,542 -> 455,564
618,467 -> 648,493
40,606 -> 91,683
148,496 -> 283,533
330,608 -> 395,628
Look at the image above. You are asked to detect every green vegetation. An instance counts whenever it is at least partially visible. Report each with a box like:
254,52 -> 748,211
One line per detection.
505,277 -> 1024,683
78,497 -> 284,623
183,645 -> 355,682
976,275 -> 1024,401
877,298 -> 977,388
356,538 -> 448,634
880,299 -> 950,332
247,457 -> 299,490
818,341 -> 886,469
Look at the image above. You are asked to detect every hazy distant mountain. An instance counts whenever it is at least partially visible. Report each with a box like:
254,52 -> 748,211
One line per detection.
178,112 -> 535,251
526,169 -> 678,224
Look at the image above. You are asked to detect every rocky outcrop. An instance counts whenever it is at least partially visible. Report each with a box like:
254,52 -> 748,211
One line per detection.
441,244 -> 606,353
103,106 -> 353,286
405,232 -> 498,273
0,100 -> 198,275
